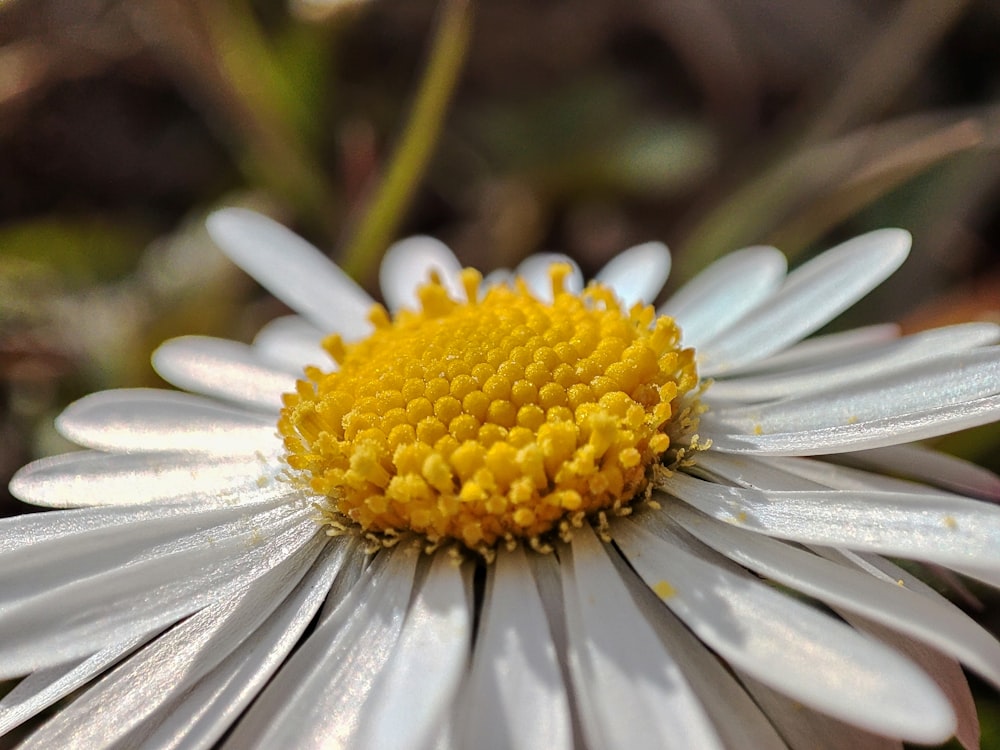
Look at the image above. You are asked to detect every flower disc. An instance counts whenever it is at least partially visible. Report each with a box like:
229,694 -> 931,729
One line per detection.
279,265 -> 699,553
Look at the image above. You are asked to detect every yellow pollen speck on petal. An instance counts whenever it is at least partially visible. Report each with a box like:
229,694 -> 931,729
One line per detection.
944,515 -> 958,530
278,264 -> 699,553
653,580 -> 676,599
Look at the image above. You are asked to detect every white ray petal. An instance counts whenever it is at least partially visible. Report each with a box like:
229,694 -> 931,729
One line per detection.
515,253 -> 583,302
18,535 -> 324,749
380,235 -> 465,311
0,506 -> 317,677
839,615 -> 979,750
695,452 -> 947,497
354,553 -> 472,750
837,444 -> 1000,502
561,525 -> 724,750
613,517 -> 955,743
0,485 -> 292,557
706,324 -> 1000,403
206,208 -> 373,339
0,631 -> 154,736
134,540 -> 354,750
152,336 -> 293,412
251,315 -> 332,374
55,388 -> 277,455
604,541 -> 788,750
661,472 -> 1000,573
746,455 -> 946,495
737,673 -> 904,750
659,245 -> 786,350
10,450 -> 282,509
707,393 -> 1000,455
595,241 -> 671,305
705,347 -> 1000,432
696,229 -> 910,375
222,547 -> 419,749
453,546 -> 573,750
669,503 -> 1000,688
721,323 -> 900,377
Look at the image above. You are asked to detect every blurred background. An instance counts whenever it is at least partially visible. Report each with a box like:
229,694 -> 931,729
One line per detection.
1,0 -> 999,746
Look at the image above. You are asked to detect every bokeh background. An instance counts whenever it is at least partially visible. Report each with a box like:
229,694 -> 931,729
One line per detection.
1,0 -> 999,746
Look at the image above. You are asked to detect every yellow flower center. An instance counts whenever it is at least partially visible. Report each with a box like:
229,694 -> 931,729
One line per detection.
278,264 -> 699,555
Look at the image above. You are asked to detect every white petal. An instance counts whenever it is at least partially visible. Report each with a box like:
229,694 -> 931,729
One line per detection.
613,516 -> 955,743
661,472 -> 1000,573
206,208 -> 373,339
222,546 -> 419,749
515,253 -> 583,302
837,444 -> 1000,502
380,235 -> 465,311
251,315 -> 332,374
454,546 -> 573,750
659,245 -> 786,350
561,525 -> 724,750
839,615 -> 979,750
706,323 -> 1000,403
18,535 -> 324,749
705,347 -> 1000,432
0,489 -> 290,555
135,539 -> 355,750
595,241 -> 671,305
696,452 -> 943,496
9,450 -> 282,509
152,336 -> 293,412
0,505 -> 317,677
354,553 -> 472,750
55,388 -> 277,455
624,570 -> 788,750
737,673 -> 904,750
0,632 -> 153,736
722,323 -> 900,377
707,393 -> 1000,455
669,503 -> 1000,688
696,229 -> 910,375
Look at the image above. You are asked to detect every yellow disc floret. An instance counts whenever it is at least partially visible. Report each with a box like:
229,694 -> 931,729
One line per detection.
278,263 -> 699,554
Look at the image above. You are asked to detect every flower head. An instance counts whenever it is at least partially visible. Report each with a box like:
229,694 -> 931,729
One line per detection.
4,208 -> 1000,749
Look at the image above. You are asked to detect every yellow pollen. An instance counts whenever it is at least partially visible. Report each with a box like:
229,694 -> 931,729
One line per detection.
278,263 -> 699,553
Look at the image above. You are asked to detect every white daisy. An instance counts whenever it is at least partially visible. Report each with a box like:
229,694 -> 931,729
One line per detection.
4,207 -> 1000,749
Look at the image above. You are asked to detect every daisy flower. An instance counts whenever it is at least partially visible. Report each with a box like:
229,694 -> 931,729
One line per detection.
4,207 -> 1000,749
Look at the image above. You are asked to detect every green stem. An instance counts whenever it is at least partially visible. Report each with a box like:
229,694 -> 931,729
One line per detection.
339,0 -> 472,280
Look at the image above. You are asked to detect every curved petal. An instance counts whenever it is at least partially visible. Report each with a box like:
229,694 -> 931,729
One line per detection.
9,450 -> 281,509
55,389 -> 277,455
595,241 -> 671,305
659,245 -> 786,350
353,552 -> 472,750
696,229 -> 910,375
251,315 -> 332,374
706,324 -> 999,403
206,208 -> 373,339
613,516 -> 955,744
515,253 -> 583,302
453,546 -> 573,750
561,525 -> 724,750
669,504 -> 1000,688
705,347 -> 1000,433
661,472 -> 1000,573
707,393 -> 1000,456
837,444 -> 1000,502
722,323 -> 900,377
152,336 -> 293,412
380,236 -> 465,311
18,535 -> 325,748
222,547 -> 420,749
